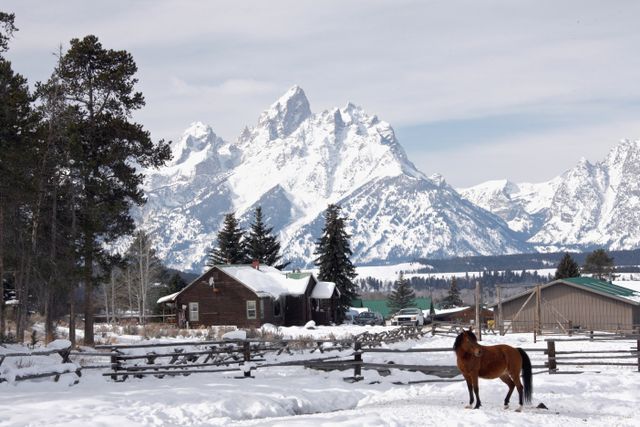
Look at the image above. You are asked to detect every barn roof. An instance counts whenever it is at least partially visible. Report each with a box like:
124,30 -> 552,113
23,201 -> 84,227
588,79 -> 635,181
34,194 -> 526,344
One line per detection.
562,277 -> 638,299
489,277 -> 640,307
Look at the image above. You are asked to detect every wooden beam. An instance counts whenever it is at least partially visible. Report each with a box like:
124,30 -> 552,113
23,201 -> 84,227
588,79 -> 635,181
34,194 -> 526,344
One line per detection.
503,290 -> 536,334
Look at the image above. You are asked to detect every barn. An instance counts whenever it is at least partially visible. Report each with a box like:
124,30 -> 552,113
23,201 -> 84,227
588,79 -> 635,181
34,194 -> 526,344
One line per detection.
157,264 -> 339,328
490,277 -> 640,333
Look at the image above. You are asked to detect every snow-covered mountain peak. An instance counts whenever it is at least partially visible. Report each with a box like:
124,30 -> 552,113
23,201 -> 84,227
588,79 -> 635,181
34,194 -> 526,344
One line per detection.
170,121 -> 220,164
255,85 -> 311,139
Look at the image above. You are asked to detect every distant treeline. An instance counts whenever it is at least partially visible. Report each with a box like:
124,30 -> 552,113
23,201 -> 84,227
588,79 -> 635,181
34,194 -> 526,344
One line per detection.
414,249 -> 640,273
357,269 -> 552,292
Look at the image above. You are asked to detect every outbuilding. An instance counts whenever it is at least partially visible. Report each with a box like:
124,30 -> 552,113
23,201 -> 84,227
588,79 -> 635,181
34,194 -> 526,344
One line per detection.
490,277 -> 640,333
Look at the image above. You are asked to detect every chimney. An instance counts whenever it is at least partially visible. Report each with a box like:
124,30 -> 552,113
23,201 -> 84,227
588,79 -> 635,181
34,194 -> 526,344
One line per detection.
251,259 -> 260,270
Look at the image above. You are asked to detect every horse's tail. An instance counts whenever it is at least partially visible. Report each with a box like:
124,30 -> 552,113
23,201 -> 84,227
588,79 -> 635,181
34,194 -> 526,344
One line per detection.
517,348 -> 533,404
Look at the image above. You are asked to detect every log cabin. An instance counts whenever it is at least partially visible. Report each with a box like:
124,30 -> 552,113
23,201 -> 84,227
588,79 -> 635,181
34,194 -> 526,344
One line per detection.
157,263 -> 339,328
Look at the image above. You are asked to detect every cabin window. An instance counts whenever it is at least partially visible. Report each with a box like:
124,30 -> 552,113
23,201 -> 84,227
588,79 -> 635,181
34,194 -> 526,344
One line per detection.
273,299 -> 282,317
247,300 -> 257,319
260,299 -> 265,319
189,302 -> 199,322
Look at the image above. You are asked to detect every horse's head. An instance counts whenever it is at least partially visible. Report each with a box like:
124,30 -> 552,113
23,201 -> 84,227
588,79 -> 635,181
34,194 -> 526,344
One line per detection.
453,329 -> 482,357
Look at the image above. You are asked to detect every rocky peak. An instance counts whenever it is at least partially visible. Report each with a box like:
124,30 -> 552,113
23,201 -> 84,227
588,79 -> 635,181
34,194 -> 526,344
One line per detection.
256,85 -> 312,139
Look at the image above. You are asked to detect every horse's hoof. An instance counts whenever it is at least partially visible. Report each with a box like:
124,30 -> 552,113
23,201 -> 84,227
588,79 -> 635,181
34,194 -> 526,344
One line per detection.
515,406 -> 523,413
464,405 -> 472,409
504,405 -> 509,410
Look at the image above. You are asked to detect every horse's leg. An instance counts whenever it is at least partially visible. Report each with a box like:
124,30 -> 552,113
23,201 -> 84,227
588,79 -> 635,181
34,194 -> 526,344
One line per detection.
472,375 -> 481,409
463,374 -> 474,409
511,371 -> 524,412
500,374 -> 515,409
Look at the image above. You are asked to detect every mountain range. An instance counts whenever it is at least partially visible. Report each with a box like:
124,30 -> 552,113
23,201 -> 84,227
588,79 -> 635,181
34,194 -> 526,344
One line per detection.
137,86 -> 640,273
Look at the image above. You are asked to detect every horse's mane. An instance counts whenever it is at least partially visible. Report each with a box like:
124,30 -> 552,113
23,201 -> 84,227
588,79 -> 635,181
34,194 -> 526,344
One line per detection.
453,330 -> 478,351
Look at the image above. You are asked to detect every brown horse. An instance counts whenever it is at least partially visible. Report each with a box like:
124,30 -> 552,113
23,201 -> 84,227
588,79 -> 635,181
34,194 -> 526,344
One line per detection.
453,329 -> 532,411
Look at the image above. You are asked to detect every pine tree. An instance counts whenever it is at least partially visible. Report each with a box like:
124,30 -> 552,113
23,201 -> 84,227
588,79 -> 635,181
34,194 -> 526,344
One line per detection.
207,212 -> 245,265
244,207 -> 282,266
388,272 -> 415,312
441,277 -> 463,308
554,253 -> 580,280
583,249 -> 615,281
429,299 -> 436,317
56,35 -> 172,344
313,204 -> 358,322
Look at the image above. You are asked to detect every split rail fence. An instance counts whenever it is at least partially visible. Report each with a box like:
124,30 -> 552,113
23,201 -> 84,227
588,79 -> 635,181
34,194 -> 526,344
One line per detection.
2,328 -> 639,384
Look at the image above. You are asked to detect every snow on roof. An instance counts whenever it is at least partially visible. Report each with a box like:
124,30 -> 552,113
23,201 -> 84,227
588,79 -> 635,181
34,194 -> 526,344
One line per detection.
434,306 -> 469,316
157,291 -> 180,304
219,265 -> 310,298
311,281 -> 336,299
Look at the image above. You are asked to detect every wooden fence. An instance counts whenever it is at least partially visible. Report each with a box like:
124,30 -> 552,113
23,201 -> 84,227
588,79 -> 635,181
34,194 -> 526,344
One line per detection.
544,336 -> 640,374
0,346 -> 81,383
3,329 -> 639,384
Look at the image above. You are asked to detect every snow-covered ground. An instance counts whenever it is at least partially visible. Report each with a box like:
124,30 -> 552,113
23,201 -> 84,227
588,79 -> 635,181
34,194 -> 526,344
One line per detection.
1,325 -> 638,426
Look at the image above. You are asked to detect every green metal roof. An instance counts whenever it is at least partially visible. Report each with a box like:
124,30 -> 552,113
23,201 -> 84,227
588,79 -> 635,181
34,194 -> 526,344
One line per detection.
351,297 -> 432,318
561,277 -> 636,298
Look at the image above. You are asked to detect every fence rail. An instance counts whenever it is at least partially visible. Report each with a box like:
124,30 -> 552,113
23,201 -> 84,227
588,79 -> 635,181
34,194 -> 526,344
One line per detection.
4,329 -> 640,384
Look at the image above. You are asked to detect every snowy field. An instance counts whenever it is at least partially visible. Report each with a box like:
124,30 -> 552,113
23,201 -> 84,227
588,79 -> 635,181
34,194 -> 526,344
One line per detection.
1,325 -> 638,427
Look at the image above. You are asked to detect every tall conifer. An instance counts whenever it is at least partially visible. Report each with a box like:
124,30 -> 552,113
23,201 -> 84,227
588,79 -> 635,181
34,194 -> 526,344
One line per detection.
441,277 -> 463,308
244,207 -> 282,266
387,272 -> 416,312
207,213 -> 245,265
313,204 -> 358,322
554,253 -> 580,280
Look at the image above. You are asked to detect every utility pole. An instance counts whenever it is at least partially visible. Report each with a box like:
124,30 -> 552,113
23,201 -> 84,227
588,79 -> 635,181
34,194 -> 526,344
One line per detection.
475,281 -> 482,341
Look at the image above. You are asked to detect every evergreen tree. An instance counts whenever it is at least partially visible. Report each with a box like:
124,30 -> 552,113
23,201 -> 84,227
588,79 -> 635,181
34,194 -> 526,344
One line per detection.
56,35 -> 172,344
207,212 -> 245,265
313,204 -> 358,322
554,253 -> 580,280
0,12 -> 16,53
387,272 -> 415,312
244,207 -> 282,266
429,299 -> 436,317
166,272 -> 188,294
440,277 -> 463,308
583,249 -> 615,281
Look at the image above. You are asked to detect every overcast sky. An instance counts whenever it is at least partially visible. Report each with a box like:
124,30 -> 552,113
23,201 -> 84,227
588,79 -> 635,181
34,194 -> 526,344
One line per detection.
4,0 -> 640,187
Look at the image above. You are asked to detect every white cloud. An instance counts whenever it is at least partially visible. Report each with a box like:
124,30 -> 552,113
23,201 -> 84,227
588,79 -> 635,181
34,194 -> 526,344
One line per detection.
4,0 -> 640,184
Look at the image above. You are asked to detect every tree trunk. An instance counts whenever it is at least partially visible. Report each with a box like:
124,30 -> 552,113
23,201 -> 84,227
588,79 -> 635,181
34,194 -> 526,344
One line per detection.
45,184 -> 58,344
69,290 -> 76,346
0,201 -> 5,341
83,243 -> 94,346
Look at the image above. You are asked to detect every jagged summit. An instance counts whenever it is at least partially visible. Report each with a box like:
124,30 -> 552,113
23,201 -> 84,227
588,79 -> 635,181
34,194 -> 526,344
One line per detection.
256,85 -> 312,139
138,87 -> 526,271
460,138 -> 640,251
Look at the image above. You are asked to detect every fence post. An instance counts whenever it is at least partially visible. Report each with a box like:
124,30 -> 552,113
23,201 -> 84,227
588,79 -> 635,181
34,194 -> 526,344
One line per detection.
547,340 -> 556,374
243,341 -> 251,378
637,339 -> 640,373
589,330 -> 594,341
431,323 -> 436,336
354,341 -> 362,379
110,346 -> 119,381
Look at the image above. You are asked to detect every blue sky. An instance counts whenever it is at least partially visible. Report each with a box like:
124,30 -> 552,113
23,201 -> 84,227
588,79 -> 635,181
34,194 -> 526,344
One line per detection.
3,0 -> 640,186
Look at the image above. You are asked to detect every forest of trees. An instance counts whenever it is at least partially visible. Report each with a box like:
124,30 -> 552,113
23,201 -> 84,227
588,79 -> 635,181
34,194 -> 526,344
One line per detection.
0,13 -> 172,345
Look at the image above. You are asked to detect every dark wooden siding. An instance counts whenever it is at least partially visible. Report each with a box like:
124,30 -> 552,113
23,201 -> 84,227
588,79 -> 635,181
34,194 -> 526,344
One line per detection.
500,283 -> 635,332
176,268 -> 284,328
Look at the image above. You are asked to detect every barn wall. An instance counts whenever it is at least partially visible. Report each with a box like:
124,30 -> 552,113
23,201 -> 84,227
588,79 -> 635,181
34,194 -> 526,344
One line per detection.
499,283 -> 635,332
176,268 -> 284,328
